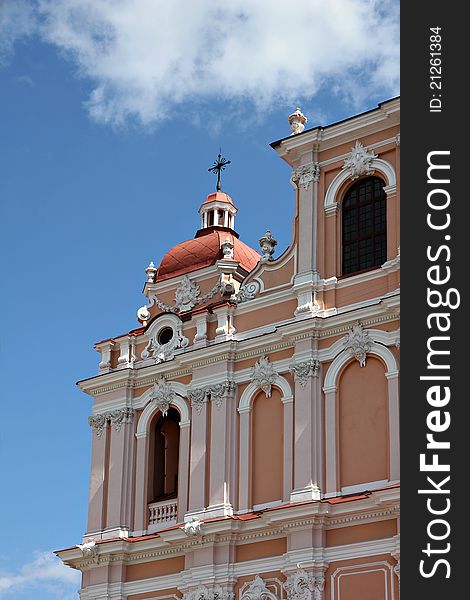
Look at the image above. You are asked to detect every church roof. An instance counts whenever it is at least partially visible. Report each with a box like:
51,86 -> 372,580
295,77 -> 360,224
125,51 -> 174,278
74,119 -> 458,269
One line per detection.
200,191 -> 236,208
156,227 -> 260,282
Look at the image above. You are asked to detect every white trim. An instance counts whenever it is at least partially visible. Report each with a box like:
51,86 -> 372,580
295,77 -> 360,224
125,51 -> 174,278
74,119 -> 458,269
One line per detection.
238,376 -> 293,412
341,479 -> 399,495
323,340 -> 398,389
136,384 -> 190,435
78,538 -> 397,599
244,236 -> 297,284
238,375 -> 293,513
274,98 -> 400,158
145,265 -> 220,293
332,560 -> 394,600
324,158 -> 396,212
322,340 -> 399,495
318,137 -> 400,168
252,499 -> 283,511
319,329 -> 399,365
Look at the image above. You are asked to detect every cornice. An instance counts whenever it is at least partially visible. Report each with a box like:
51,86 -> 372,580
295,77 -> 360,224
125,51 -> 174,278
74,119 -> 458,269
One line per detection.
59,487 -> 400,573
79,291 -> 399,398
77,536 -> 397,599
317,136 -> 399,170
273,99 -> 400,164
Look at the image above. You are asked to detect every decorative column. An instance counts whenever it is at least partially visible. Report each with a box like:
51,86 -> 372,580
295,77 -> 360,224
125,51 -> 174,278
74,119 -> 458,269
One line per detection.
290,349 -> 322,501
133,428 -> 149,535
291,157 -> 320,274
282,394 -> 294,502
392,532 -> 400,594
187,388 -> 209,517
214,304 -> 236,341
95,340 -> 115,373
324,202 -> 338,279
193,311 -> 208,346
323,384 -> 338,496
386,369 -> 400,482
177,419 -> 191,521
116,335 -> 132,369
384,183 -> 398,261
86,414 -> 110,536
104,406 -> 136,538
291,155 -> 321,317
206,380 -> 237,518
238,405 -> 251,513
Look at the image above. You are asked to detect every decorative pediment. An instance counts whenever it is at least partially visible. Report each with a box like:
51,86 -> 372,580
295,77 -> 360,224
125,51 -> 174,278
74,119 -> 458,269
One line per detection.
251,357 -> 278,398
149,377 -> 176,417
343,323 -> 372,367
342,141 -> 378,180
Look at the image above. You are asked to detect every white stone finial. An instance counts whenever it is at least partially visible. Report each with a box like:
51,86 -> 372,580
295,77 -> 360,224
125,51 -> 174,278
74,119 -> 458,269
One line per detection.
288,107 -> 307,135
259,230 -> 277,261
145,261 -> 157,283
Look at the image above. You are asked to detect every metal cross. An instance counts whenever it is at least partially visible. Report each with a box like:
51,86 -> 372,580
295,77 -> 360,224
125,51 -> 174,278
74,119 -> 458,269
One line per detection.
208,152 -> 231,192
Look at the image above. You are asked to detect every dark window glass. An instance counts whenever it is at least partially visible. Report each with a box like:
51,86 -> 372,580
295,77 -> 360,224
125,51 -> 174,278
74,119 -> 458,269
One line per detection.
152,408 -> 180,502
342,176 -> 387,275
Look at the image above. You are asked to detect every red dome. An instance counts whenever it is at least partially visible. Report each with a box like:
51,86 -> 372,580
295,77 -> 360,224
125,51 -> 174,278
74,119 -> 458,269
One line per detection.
156,228 -> 259,282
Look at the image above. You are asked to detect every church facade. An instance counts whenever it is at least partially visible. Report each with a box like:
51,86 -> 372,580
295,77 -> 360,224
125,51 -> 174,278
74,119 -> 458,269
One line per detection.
57,97 -> 400,600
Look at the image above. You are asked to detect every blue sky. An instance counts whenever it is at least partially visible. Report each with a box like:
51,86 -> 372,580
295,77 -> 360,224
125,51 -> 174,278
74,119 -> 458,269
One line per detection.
0,1 -> 399,598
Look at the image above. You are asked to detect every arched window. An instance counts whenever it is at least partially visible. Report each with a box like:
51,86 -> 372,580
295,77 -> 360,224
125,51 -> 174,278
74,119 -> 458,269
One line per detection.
342,176 -> 387,275
150,408 -> 180,502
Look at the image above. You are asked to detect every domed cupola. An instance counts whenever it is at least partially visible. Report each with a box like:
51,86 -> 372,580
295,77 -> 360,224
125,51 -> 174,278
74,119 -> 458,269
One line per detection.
153,152 -> 259,283
198,191 -> 237,230
155,188 -> 259,282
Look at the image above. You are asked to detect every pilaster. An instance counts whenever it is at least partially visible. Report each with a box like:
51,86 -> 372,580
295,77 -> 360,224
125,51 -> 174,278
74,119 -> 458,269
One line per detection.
187,396 -> 209,516
86,416 -> 110,535
206,382 -> 237,518
104,405 -> 136,538
290,339 -> 322,501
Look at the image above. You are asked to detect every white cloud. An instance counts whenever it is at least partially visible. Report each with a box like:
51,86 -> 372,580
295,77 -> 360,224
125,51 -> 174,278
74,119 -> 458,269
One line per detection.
0,551 -> 80,598
1,0 -> 399,126
0,0 -> 36,66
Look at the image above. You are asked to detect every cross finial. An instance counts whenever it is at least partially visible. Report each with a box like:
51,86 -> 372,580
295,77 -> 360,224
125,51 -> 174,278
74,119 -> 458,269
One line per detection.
208,151 -> 231,192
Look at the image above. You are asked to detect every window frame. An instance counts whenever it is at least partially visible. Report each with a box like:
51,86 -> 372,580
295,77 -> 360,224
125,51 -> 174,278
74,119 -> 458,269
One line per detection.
340,175 -> 387,277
